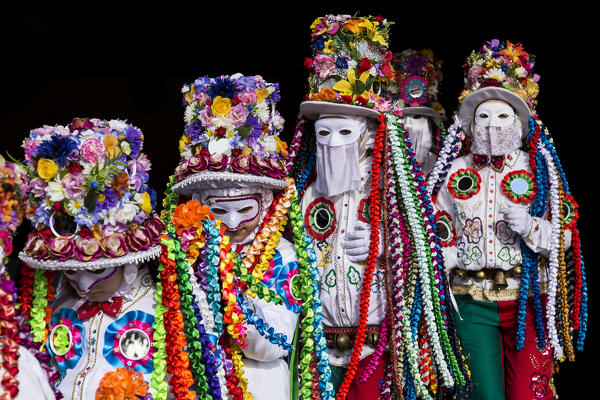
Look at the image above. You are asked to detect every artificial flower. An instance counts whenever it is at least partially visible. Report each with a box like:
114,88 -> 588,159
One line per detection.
37,158 -> 59,181
311,87 -> 337,102
332,69 -> 370,100
80,138 -> 106,164
211,96 -> 232,116
313,54 -> 336,79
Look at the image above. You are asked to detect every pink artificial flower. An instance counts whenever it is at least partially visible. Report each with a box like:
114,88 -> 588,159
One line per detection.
230,104 -> 249,127
198,107 -> 213,125
313,54 -> 336,79
24,139 -> 38,163
80,138 -> 105,164
62,173 -> 86,199
238,90 -> 257,106
370,95 -> 392,113
468,65 -> 483,84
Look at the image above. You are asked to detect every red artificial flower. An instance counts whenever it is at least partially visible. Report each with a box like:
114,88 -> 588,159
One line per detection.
341,95 -> 353,104
214,127 -> 226,137
481,78 -> 502,88
374,15 -> 385,22
358,58 -> 372,74
231,148 -> 242,157
355,96 -> 368,106
304,57 -> 314,70
232,96 -> 240,105
67,163 -> 83,173
52,202 -> 62,212
205,98 -> 212,106
79,227 -> 94,239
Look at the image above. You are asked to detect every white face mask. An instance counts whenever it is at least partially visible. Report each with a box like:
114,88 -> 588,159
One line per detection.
314,116 -> 365,197
474,101 -> 516,127
206,196 -> 261,232
64,267 -> 119,294
472,100 -> 522,156
403,115 -> 432,165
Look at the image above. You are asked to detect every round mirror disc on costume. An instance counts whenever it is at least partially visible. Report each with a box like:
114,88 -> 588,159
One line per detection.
119,328 -> 151,361
305,198 -> 337,241
50,324 -> 73,356
501,170 -> 536,203
448,168 -> 482,200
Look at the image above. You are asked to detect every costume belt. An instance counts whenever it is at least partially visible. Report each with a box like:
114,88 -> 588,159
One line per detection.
324,325 -> 380,350
453,266 -> 522,290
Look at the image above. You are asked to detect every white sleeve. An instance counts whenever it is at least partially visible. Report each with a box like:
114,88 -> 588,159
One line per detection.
241,296 -> 298,362
14,346 -> 56,400
522,217 -> 572,257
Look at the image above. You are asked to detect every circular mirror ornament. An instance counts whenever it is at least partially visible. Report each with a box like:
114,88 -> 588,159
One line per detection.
561,194 -> 579,229
448,168 -> 482,200
49,211 -> 81,238
435,211 -> 456,247
305,197 -> 336,241
501,170 -> 536,203
118,328 -> 151,361
401,75 -> 429,106
357,198 -> 371,224
49,324 -> 73,356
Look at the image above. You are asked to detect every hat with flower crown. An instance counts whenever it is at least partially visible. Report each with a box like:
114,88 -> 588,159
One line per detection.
388,48 -> 445,126
299,14 -> 396,120
458,39 -> 539,136
18,118 -> 164,270
0,155 -> 30,260
172,73 -> 289,195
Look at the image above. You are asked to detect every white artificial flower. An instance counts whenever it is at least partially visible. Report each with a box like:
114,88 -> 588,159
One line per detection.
98,208 -> 117,226
259,136 -> 277,155
120,141 -> 132,155
484,68 -> 506,81
181,84 -> 190,94
108,120 -> 129,131
210,115 -> 236,132
114,202 -> 139,224
515,66 -> 527,78
230,73 -> 244,81
347,60 -> 358,70
132,192 -> 144,205
369,66 -> 377,77
65,199 -> 84,216
272,112 -> 285,131
184,104 -> 197,124
181,145 -> 192,160
253,102 -> 270,123
46,181 -> 66,202
208,137 -> 233,156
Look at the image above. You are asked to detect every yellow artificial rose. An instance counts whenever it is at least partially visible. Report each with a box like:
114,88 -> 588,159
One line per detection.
526,79 -> 539,99
104,134 -> 119,158
211,96 -> 232,116
255,88 -> 269,103
141,192 -> 152,215
37,158 -> 59,181
514,88 -> 529,103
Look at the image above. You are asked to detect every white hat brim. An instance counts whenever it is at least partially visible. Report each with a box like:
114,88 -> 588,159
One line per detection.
18,245 -> 162,271
172,171 -> 287,196
401,107 -> 442,126
459,87 -> 531,136
299,101 -> 382,120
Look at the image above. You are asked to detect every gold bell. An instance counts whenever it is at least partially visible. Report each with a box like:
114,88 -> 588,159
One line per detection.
475,270 -> 486,280
493,270 -> 508,290
334,333 -> 352,350
455,269 -> 467,280
366,331 -> 380,347
512,266 -> 522,276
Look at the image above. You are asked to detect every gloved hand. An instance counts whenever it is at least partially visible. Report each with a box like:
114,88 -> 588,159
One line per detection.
499,207 -> 532,236
343,220 -> 383,263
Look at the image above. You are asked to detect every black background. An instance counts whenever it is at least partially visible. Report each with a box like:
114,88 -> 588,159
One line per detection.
1,7 -> 595,397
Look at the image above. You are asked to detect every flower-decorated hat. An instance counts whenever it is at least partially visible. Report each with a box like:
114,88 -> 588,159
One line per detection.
172,73 -> 289,195
299,14 -> 395,120
0,155 -> 29,260
389,48 -> 445,126
19,118 -> 164,270
458,39 -> 539,136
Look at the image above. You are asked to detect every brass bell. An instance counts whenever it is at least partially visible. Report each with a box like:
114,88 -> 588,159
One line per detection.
475,270 -> 486,280
335,333 -> 352,350
366,331 -> 380,347
493,270 -> 508,290
455,269 -> 467,280
512,266 -> 522,276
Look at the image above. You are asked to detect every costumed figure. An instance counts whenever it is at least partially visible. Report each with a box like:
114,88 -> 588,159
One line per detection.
388,48 -> 446,177
0,155 -> 56,399
157,73 -> 334,400
17,118 -> 165,400
288,14 -> 470,400
429,39 -> 587,399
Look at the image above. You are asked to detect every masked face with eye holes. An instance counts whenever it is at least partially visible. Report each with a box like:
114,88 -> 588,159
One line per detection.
313,115 -> 366,197
64,266 -> 124,302
206,195 -> 263,244
471,99 -> 523,156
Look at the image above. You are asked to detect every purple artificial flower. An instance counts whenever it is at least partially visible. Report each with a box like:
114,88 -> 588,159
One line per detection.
405,53 -> 426,75
125,125 -> 143,158
62,173 -> 86,199
186,121 -> 205,142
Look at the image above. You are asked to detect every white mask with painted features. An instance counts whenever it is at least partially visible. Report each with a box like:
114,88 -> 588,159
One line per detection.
314,115 -> 365,197
206,196 -> 261,232
472,100 -> 522,156
64,267 -> 119,294
403,115 -> 432,165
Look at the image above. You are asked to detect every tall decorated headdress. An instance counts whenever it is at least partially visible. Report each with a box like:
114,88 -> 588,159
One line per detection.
428,39 -> 587,364
18,118 -> 163,271
172,73 -> 288,195
289,14 -> 472,400
155,74 -> 336,400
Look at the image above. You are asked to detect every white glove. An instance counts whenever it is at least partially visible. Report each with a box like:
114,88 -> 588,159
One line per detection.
343,220 -> 383,263
499,207 -> 532,236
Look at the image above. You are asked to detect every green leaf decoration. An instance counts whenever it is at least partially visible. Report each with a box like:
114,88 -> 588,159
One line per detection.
237,125 -> 252,139
84,190 -> 97,212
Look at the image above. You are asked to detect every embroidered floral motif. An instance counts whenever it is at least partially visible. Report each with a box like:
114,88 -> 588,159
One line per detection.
304,197 -> 336,240
462,217 -> 483,244
495,220 -> 518,245
501,170 -> 536,203
347,266 -> 361,286
529,372 -> 550,399
448,168 -> 481,200
435,210 -> 456,247
325,270 -> 337,288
